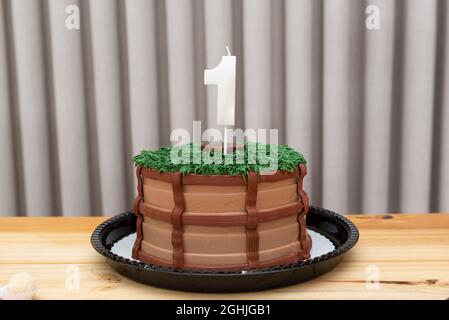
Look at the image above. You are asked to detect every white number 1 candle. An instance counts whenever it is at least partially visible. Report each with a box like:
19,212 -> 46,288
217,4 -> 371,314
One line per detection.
204,46 -> 236,154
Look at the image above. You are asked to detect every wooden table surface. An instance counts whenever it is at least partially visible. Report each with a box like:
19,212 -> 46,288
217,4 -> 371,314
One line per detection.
1,214 -> 449,300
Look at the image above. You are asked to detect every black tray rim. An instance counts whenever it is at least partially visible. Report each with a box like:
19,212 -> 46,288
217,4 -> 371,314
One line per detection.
91,206 -> 359,277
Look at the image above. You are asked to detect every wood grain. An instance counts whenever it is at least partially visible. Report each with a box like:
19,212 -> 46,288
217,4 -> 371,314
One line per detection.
0,214 -> 449,299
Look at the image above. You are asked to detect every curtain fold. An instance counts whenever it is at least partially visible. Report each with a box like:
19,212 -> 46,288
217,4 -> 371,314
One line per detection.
0,0 -> 447,216
438,0 -> 449,211
362,0 -> 395,213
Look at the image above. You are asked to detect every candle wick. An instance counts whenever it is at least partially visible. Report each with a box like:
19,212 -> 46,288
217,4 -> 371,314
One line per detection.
226,46 -> 231,56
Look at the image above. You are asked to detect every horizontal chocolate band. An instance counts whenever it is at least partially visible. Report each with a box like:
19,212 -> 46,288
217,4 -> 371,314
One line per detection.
132,166 -> 144,259
139,201 -> 303,226
259,168 -> 299,182
139,167 -> 300,186
136,248 -> 309,271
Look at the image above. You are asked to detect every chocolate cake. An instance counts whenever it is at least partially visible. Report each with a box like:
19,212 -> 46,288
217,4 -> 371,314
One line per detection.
131,143 -> 312,270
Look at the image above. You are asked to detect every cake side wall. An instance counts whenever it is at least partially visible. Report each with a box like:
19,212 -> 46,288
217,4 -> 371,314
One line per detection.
131,167 -> 310,269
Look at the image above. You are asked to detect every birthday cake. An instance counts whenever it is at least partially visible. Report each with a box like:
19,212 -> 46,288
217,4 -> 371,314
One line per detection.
131,143 -> 312,271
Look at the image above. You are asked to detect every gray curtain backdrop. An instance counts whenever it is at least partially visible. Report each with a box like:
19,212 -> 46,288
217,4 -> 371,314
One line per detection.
0,0 -> 448,216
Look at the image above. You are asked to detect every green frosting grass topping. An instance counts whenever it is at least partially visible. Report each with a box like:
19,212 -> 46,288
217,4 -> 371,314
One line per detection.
132,143 -> 306,176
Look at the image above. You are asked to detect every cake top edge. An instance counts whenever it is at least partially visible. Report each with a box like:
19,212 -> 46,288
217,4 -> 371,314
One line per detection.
132,143 -> 306,176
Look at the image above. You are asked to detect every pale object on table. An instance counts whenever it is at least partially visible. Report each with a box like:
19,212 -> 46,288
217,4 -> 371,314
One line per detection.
0,273 -> 37,300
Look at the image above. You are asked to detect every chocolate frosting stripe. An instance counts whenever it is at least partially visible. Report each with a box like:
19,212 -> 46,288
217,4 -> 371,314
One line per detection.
141,167 -> 246,185
297,164 -> 309,213
139,201 -> 302,226
183,175 -> 246,185
137,249 -> 304,271
170,172 -> 185,267
132,166 -> 144,258
297,164 -> 311,258
245,171 -> 259,268
140,167 -> 298,186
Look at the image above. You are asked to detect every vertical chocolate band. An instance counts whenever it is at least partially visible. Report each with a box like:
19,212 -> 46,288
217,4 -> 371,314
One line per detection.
170,172 -> 185,267
132,166 -> 144,258
297,164 -> 309,213
245,171 -> 259,268
297,164 -> 311,258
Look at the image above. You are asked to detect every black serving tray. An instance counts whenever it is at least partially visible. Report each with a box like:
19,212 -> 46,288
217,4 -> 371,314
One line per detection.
91,206 -> 359,293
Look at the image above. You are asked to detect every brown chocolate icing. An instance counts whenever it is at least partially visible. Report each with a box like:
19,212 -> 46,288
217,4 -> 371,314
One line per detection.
170,172 -> 185,267
141,218 -> 300,253
131,166 -> 143,259
245,171 -> 259,268
138,201 -> 302,226
297,164 -> 309,213
297,164 -> 311,258
141,167 -> 247,185
132,165 -> 311,270
140,167 -> 299,186
137,249 -> 305,271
